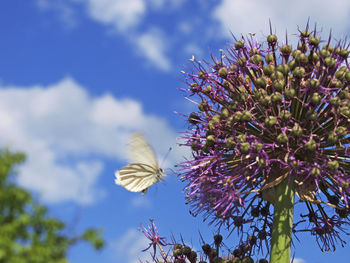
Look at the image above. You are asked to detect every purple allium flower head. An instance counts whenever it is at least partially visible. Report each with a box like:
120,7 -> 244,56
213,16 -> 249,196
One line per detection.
179,23 -> 350,254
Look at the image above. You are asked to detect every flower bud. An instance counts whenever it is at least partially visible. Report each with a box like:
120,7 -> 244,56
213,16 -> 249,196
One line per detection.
214,234 -> 223,246
267,34 -> 277,44
240,143 -> 250,153
292,123 -> 302,137
305,139 -> 317,151
273,80 -> 285,92
327,131 -> 338,144
219,67 -> 228,78
265,116 -> 277,127
235,40 -> 244,50
263,65 -> 275,76
281,110 -> 291,120
284,88 -> 295,99
277,133 -> 288,144
265,53 -> 274,63
311,93 -> 321,105
309,37 -> 319,46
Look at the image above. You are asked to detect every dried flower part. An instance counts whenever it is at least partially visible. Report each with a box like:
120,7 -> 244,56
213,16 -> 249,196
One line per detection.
179,23 -> 350,253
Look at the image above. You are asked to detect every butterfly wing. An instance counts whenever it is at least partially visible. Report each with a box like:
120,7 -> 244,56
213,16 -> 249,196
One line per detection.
127,132 -> 158,169
115,163 -> 161,192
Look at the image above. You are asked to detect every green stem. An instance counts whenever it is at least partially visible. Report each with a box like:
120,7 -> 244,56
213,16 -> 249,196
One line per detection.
269,177 -> 295,263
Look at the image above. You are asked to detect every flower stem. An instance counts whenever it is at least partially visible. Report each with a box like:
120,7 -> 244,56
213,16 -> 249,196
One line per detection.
269,177 -> 295,263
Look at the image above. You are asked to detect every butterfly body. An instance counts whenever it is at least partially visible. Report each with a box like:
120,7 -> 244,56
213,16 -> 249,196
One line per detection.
115,133 -> 165,194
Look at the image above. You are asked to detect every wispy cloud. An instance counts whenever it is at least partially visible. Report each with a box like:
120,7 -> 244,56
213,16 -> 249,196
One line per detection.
213,0 -> 350,38
0,77 -> 183,204
111,229 -> 153,263
134,28 -> 172,71
86,0 -> 146,32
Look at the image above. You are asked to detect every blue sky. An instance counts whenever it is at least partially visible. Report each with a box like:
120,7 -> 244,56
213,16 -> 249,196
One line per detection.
0,1 -> 349,263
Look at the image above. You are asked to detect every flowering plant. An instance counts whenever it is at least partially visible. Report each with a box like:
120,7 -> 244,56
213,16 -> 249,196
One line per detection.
143,22 -> 350,263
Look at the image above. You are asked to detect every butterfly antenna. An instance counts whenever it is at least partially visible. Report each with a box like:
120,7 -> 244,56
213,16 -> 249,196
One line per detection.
160,147 -> 172,167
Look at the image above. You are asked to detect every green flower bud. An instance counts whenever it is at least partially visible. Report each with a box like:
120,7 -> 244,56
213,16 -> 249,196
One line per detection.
241,110 -> 252,121
323,44 -> 334,52
285,88 -> 296,99
258,158 -> 266,167
256,77 -> 267,88
336,126 -> 347,137
311,93 -> 321,105
233,111 -> 243,121
271,92 -> 283,102
204,85 -> 212,94
324,57 -> 336,68
173,248 -> 183,257
270,71 -> 284,81
259,95 -> 271,106
280,45 -> 293,56
198,100 -> 208,111
239,142 -> 250,153
311,167 -> 321,176
309,52 -> 319,62
265,53 -> 274,63
310,78 -> 320,88
237,134 -> 246,143
295,53 -> 308,64
327,131 -> 338,144
340,49 -> 349,59
182,246 -> 191,255
235,40 -> 244,50
277,133 -> 288,143
267,34 -> 278,44
251,54 -> 263,65
198,71 -> 205,79
330,96 -> 340,106
229,65 -> 237,72
328,160 -> 339,171
206,135 -> 216,145
237,57 -> 247,66
226,137 -> 236,149
305,139 -> 317,151
212,114 -> 221,124
306,110 -> 317,120
289,59 -> 297,70
219,67 -> 228,78
263,65 -> 275,76
273,79 -> 285,92
292,123 -> 303,137
223,80 -> 230,89
277,64 -> 290,76
254,142 -> 263,151
320,49 -> 330,58
221,108 -> 230,118
265,116 -> 277,127
293,67 -> 305,78
309,37 -> 319,46
281,110 -> 291,120
292,49 -> 302,58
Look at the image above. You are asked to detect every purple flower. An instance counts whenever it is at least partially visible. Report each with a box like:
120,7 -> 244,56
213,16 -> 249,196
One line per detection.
179,23 -> 350,254
140,219 -> 171,260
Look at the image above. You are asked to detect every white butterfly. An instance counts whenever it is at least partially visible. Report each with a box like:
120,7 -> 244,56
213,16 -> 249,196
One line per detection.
115,132 -> 165,194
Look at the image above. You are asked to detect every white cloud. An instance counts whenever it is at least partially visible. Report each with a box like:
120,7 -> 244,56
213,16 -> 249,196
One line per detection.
134,28 -> 172,71
87,0 -> 146,32
292,258 -> 306,263
111,229 -> 154,263
36,0 -> 78,28
213,0 -> 350,39
131,195 -> 152,209
0,77 -> 184,204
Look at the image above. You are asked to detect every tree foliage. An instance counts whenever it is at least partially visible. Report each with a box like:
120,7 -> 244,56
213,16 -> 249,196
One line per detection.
0,149 -> 104,262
